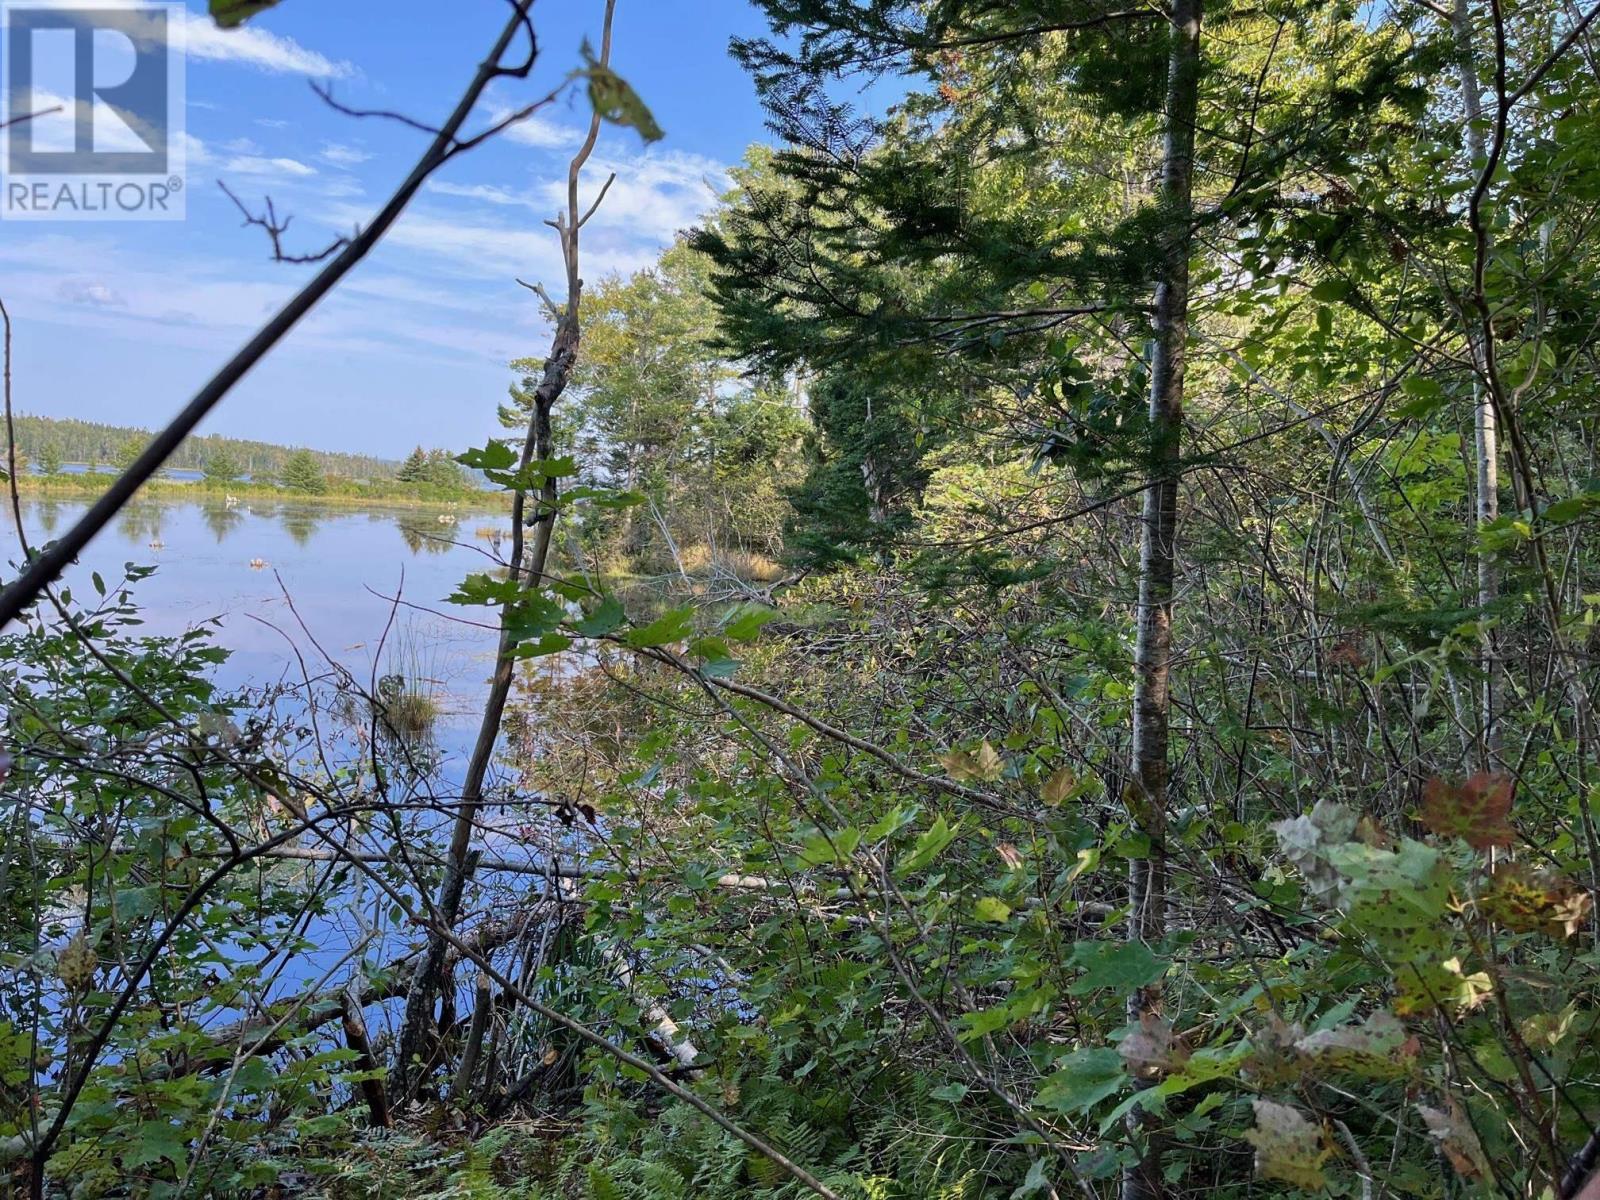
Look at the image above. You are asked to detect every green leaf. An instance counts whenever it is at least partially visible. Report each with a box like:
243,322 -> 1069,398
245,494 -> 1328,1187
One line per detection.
128,1121 -> 188,1168
1066,941 -> 1166,995
975,897 -> 1012,923
929,1082 -> 969,1103
689,635 -> 732,663
456,440 -> 517,472
1037,1047 -> 1125,1115
897,815 -> 958,875
575,596 -> 625,637
581,40 -> 664,143
1309,278 -> 1352,302
1396,376 -> 1447,419
210,0 -> 280,27
797,827 -> 860,867
624,606 -> 694,648
512,633 -> 573,659
956,1004 -> 1015,1041
1543,490 -> 1599,525
448,573 -> 521,606
721,604 -> 777,641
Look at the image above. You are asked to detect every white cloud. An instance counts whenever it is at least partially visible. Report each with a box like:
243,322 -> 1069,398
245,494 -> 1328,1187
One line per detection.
57,280 -> 126,308
425,180 -> 532,209
14,88 -> 155,155
180,132 -> 211,164
318,175 -> 366,199
320,142 -> 372,167
179,10 -> 353,78
325,201 -> 563,279
223,136 -> 263,154
398,148 -> 730,291
0,233 -> 528,373
495,110 -> 579,150
12,2 -> 352,77
223,155 -> 317,178
544,149 -> 729,243
428,150 -> 729,240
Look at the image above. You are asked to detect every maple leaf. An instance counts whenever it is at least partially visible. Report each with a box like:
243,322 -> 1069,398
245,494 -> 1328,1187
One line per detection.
972,739 -> 1004,781
1418,1098 -> 1490,1180
1242,1014 -> 1308,1086
1272,799 -> 1360,902
1293,1010 -> 1418,1078
1244,1100 -> 1331,1191
1418,772 -> 1515,849
938,740 -> 1005,783
1041,765 -> 1076,807
1478,861 -> 1592,938
1118,1013 -> 1189,1079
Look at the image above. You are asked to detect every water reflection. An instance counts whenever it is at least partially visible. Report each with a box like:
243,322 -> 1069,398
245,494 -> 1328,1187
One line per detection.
8,495 -> 505,773
395,514 -> 455,555
279,506 -> 322,546
34,500 -> 61,537
202,503 -> 243,543
116,505 -> 166,547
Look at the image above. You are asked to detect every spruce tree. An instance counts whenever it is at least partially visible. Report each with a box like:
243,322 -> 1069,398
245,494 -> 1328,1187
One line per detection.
396,446 -> 428,483
203,447 -> 243,484
280,449 -> 326,495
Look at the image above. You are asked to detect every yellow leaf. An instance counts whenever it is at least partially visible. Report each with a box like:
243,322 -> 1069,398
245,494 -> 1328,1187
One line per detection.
974,740 -> 1004,782
1042,766 -> 1076,807
1244,1100 -> 1331,1192
974,897 -> 1012,923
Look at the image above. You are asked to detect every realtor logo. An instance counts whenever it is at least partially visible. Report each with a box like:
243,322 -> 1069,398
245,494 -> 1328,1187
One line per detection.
1,3 -> 186,219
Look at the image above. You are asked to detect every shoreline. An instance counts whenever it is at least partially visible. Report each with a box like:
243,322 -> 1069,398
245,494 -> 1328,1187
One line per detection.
12,475 -> 508,513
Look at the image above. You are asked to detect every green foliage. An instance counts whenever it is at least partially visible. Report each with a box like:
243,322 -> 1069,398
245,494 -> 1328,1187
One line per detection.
202,445 -> 244,483
113,433 -> 147,471
580,40 -> 665,144
280,448 -> 327,494
396,446 -> 429,483
15,2 -> 1600,1197
209,0 -> 280,27
6,412 -> 403,482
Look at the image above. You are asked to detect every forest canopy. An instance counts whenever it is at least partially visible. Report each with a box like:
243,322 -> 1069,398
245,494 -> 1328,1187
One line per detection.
3,1 -> 1600,1198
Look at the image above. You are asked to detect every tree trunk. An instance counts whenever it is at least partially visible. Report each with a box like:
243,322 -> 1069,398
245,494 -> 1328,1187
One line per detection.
1453,0 -> 1501,767
394,317 -> 576,1098
1124,2 -> 1201,1198
341,981 -> 392,1128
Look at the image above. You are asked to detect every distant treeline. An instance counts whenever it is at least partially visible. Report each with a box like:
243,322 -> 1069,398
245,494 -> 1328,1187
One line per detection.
7,414 -> 400,481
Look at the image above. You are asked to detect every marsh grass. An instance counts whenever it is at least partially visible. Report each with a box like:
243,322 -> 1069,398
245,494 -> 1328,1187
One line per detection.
375,617 -> 449,742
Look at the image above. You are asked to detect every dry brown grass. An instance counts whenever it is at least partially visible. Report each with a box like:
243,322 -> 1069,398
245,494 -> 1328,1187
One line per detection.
678,543 -> 785,582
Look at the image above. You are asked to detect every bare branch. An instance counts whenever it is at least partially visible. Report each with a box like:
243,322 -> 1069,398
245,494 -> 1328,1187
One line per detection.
218,180 -> 354,265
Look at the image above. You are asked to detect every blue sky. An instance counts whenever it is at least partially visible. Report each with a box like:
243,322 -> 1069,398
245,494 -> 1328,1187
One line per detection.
0,0 -> 779,458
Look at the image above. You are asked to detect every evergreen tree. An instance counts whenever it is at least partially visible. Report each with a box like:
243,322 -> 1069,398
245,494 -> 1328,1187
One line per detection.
280,449 -> 326,494
36,441 -> 60,476
203,447 -> 244,484
396,446 -> 428,483
424,448 -> 464,490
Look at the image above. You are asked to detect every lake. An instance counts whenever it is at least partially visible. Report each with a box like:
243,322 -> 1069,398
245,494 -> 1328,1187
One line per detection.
6,495 -> 511,770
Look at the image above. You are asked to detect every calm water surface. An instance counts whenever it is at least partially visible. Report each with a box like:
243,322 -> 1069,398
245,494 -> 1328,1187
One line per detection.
9,495 -> 512,766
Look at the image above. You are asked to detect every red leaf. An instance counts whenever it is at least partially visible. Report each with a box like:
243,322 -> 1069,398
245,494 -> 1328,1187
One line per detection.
1418,772 -> 1514,849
